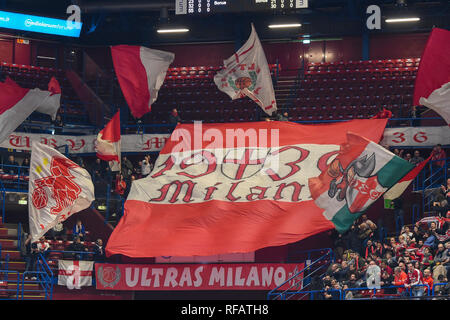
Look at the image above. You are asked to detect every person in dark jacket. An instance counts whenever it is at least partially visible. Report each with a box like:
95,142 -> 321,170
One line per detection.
93,239 -> 106,263
67,236 -> 88,260
168,108 -> 181,125
72,220 -> 86,241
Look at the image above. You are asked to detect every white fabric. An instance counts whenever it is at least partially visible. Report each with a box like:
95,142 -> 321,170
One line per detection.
35,93 -> 61,121
139,47 -> 175,107
28,142 -> 95,242
0,89 -> 59,144
58,260 -> 94,289
419,82 -> 450,126
214,24 -> 277,115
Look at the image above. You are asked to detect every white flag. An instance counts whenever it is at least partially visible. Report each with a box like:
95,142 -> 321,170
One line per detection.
58,260 -> 94,289
28,142 -> 95,242
214,24 -> 277,115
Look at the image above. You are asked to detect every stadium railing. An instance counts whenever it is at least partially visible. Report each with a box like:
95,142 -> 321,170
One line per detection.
0,270 -> 20,300
21,252 -> 54,300
267,248 -> 334,300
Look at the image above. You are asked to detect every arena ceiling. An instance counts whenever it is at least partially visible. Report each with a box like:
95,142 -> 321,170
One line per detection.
0,0 -> 449,45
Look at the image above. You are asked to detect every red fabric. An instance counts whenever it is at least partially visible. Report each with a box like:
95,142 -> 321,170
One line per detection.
0,79 -> 29,115
105,120 -> 388,258
371,108 -> 393,119
111,45 -> 150,119
100,111 -> 121,143
48,77 -> 61,95
413,28 -> 450,105
115,179 -> 126,196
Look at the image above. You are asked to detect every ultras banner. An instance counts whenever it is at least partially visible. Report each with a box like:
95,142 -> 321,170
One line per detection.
95,263 -> 304,291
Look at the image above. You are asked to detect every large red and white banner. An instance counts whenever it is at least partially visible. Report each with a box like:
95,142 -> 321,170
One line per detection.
105,119 -> 388,258
0,132 -> 169,154
95,263 -> 304,291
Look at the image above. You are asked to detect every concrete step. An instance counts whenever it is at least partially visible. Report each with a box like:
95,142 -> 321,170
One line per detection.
0,239 -> 17,250
1,250 -> 21,260
0,227 -> 18,238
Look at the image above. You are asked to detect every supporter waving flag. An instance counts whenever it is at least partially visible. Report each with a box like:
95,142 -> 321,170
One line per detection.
111,45 -> 174,119
214,24 -> 277,116
414,28 -> 450,126
0,77 -> 61,144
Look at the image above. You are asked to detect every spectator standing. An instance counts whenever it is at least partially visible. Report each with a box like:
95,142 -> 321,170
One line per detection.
433,242 -> 449,280
72,219 -> 86,241
36,236 -> 50,259
406,262 -> 424,297
51,222 -> 66,241
141,155 -> 153,178
67,236 -> 88,260
430,144 -> 446,168
4,155 -> 19,174
23,234 -> 38,280
21,158 -> 30,175
115,173 -> 127,197
53,114 -> 64,134
93,239 -> 106,263
422,269 -> 433,295
393,266 -> 408,296
169,108 -> 181,125
392,197 -> 405,234
410,150 -> 425,166
121,156 -> 133,181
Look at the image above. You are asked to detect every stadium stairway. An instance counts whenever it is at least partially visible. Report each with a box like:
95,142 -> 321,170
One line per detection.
0,217 -> 47,300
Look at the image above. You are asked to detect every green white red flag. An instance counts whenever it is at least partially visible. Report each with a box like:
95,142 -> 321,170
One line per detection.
383,156 -> 431,201
309,132 -> 414,233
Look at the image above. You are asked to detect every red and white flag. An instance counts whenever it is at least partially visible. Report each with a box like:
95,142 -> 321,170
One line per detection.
95,111 -> 121,171
58,260 -> 94,289
214,24 -> 277,115
0,78 -> 61,144
414,28 -> 450,126
111,45 -> 174,119
106,119 -> 389,258
29,142 -> 95,242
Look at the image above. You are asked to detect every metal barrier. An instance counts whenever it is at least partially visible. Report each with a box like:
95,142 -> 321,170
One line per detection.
267,248 -> 334,300
432,282 -> 449,296
0,164 -> 29,193
0,270 -> 20,300
20,253 -> 55,300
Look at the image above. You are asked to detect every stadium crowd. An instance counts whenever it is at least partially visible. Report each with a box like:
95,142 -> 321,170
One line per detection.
317,211 -> 450,299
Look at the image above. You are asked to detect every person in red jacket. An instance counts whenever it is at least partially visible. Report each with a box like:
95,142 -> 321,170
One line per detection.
114,173 -> 127,196
406,262 -> 424,297
422,269 -> 433,295
393,266 -> 408,296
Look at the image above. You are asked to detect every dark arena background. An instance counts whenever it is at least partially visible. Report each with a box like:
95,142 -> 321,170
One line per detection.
0,0 -> 448,310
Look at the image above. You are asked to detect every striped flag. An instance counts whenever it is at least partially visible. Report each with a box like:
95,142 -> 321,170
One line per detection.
0,78 -> 61,144
58,260 -> 94,289
95,111 -> 121,171
414,28 -> 450,126
309,132 -> 414,233
111,45 -> 174,119
383,156 -> 431,200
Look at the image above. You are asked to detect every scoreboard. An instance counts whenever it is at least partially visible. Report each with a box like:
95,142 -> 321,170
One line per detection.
175,0 -> 309,15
